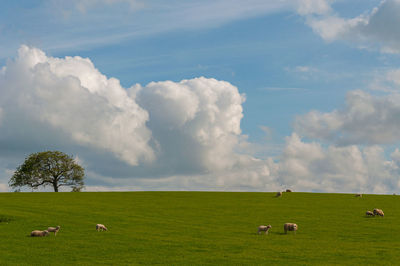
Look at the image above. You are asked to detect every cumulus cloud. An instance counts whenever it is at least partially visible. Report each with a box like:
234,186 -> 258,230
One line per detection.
287,65 -> 400,193
276,134 -> 400,193
307,0 -> 400,53
0,45 -> 154,166
1,45 -> 399,194
294,89 -> 400,145
0,46 -> 269,188
0,46 -> 249,177
136,77 -> 246,173
80,133 -> 400,194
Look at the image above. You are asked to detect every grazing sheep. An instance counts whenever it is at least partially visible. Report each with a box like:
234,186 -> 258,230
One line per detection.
96,224 -> 108,231
276,191 -> 282,197
284,223 -> 298,234
30,230 -> 49,237
47,226 -> 60,236
366,211 -> 375,216
286,189 -> 292,192
373,208 -> 384,217
355,194 -> 362,197
258,225 -> 272,235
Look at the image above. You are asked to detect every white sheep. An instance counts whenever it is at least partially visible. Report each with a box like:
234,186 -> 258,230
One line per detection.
47,226 -> 60,236
355,194 -> 362,197
373,208 -> 384,217
284,223 -> 298,234
276,191 -> 282,197
30,230 -> 49,237
366,211 -> 375,216
96,224 -> 108,231
258,225 -> 272,234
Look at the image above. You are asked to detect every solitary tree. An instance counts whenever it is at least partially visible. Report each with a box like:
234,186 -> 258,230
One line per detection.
9,151 -> 84,192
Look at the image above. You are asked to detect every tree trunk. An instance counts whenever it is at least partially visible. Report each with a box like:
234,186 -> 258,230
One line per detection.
53,182 -> 58,192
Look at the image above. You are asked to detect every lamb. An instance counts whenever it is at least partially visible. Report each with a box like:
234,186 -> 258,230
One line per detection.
284,223 -> 298,234
355,194 -> 362,197
30,230 -> 49,237
47,226 -> 60,236
366,211 -> 375,216
96,224 -> 108,231
373,208 -> 384,217
276,191 -> 282,197
258,225 -> 272,235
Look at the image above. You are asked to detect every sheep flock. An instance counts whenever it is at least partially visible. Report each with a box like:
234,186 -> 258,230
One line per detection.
26,192 -> 387,240
30,224 -> 107,237
256,192 -> 386,236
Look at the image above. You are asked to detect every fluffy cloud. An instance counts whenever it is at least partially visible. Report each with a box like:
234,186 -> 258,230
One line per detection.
136,78 -> 246,173
0,46 -> 262,184
288,64 -> 400,193
80,133 -> 400,194
307,0 -> 400,53
276,134 -> 400,193
1,46 -> 399,194
0,45 -> 154,166
294,90 -> 400,145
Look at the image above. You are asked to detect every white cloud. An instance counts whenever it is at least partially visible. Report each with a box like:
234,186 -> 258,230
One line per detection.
295,89 -> 400,145
81,133 -> 400,194
0,46 -> 275,191
0,45 -> 154,166
0,45 -> 283,193
136,77 -> 246,173
1,46 -> 399,194
307,0 -> 400,53
307,15 -> 367,42
284,66 -> 400,193
276,134 -> 400,193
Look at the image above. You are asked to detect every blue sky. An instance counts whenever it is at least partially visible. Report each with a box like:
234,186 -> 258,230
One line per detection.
1,0 -> 400,193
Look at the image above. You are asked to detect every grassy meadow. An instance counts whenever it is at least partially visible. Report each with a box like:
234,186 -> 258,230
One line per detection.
0,191 -> 398,265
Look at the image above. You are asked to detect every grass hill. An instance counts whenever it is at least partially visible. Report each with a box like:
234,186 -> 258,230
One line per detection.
0,192 -> 398,265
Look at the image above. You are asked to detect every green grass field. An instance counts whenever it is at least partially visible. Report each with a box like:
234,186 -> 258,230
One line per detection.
0,192 -> 398,265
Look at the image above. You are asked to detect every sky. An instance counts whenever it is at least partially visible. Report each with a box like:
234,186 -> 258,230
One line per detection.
1,0 -> 400,193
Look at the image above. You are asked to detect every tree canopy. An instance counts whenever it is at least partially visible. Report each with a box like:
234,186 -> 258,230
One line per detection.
9,151 -> 85,192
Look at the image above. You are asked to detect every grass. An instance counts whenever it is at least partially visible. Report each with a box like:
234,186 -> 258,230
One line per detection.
0,192 -> 398,265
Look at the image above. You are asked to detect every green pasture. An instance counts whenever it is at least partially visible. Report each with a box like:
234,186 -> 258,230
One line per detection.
0,192 -> 398,265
